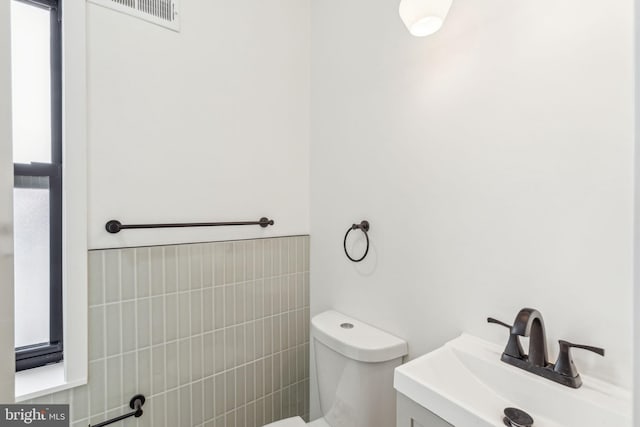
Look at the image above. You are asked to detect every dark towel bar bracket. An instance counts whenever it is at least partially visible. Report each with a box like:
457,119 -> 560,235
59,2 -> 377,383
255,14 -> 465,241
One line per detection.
89,395 -> 145,427
105,217 -> 275,234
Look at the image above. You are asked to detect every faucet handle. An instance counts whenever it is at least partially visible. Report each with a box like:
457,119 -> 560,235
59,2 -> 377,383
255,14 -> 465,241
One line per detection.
487,317 -> 525,359
554,340 -> 605,378
487,317 -> 512,329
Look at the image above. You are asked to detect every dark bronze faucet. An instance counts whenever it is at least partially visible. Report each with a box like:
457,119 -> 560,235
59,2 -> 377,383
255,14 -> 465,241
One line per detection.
488,308 -> 604,389
511,308 -> 548,367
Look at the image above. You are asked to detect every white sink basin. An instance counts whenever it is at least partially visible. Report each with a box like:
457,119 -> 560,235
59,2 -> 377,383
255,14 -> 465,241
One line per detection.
394,334 -> 631,427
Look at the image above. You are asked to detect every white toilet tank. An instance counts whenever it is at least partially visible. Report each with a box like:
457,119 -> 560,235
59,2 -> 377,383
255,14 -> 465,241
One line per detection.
312,311 -> 408,427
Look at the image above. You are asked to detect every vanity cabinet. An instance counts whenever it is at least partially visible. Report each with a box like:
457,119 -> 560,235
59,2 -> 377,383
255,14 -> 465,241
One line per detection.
397,393 -> 454,427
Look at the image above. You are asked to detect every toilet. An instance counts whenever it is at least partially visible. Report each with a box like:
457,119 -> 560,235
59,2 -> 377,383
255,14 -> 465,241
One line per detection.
265,310 -> 408,427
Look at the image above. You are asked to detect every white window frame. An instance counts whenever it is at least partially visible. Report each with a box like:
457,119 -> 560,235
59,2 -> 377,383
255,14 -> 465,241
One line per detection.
0,0 -> 16,404
14,0 -> 87,401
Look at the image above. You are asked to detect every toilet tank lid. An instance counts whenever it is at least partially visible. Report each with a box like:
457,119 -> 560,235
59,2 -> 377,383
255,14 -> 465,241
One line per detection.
311,310 -> 408,363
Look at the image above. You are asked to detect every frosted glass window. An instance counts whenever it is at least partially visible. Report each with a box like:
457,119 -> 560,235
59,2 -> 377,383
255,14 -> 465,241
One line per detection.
10,1 -> 52,164
13,186 -> 51,348
11,0 -> 63,370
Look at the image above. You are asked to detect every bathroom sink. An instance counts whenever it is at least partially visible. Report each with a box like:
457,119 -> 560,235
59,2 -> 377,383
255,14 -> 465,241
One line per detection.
393,334 -> 631,427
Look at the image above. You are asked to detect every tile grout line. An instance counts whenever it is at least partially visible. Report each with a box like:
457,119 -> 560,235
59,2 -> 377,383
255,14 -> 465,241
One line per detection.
145,247 -> 152,427
211,245 -> 217,423
118,250 -> 124,425
87,270 -> 309,309
199,244 -> 205,426
221,244 -> 227,419
253,240 -> 259,425
132,248 -> 139,427
172,246 -> 180,427
244,245 -> 249,420
162,246 -> 167,427
81,310 -> 310,367
101,251 -> 107,422
187,245 -> 193,427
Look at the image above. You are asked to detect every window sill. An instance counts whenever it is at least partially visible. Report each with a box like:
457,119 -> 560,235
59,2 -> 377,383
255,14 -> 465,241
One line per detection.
15,363 -> 86,402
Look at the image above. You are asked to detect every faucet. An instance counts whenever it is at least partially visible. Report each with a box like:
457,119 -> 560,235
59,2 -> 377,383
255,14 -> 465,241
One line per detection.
511,308 -> 548,367
488,308 -> 604,389
487,308 -> 548,367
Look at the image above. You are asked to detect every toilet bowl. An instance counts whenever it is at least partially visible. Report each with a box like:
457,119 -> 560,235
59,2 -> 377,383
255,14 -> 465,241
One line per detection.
264,310 -> 408,427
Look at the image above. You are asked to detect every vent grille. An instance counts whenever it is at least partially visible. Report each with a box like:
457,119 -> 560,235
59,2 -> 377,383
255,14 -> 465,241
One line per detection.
112,0 -> 135,7
88,0 -> 180,32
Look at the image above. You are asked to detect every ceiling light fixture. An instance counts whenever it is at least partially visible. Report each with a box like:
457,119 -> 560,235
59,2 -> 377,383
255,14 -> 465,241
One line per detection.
399,0 -> 453,37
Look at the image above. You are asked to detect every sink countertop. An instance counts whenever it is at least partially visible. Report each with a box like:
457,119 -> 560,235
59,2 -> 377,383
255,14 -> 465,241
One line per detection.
394,334 -> 632,427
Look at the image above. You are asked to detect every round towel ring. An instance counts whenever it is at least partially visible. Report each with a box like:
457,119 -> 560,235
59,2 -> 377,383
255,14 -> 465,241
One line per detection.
343,220 -> 370,262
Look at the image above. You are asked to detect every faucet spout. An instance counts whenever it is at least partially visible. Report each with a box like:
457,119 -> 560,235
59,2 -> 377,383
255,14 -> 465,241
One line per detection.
512,308 -> 548,367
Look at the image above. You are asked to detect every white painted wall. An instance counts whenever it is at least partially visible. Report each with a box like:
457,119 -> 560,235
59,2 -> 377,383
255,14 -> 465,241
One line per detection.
61,0 -> 89,390
0,0 -> 15,402
86,0 -> 310,249
310,0 -> 634,417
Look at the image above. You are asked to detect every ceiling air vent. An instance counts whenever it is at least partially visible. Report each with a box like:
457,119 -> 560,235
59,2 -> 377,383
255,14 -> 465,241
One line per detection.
88,0 -> 180,32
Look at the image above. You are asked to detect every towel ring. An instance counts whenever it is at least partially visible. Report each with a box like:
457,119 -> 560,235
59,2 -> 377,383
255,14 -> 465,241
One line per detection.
343,220 -> 370,262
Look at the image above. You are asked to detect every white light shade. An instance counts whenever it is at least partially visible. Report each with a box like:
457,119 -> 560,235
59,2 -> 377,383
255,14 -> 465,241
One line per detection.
399,0 -> 453,37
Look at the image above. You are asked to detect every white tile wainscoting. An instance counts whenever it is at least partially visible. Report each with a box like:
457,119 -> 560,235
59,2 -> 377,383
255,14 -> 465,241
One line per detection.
26,236 -> 310,427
